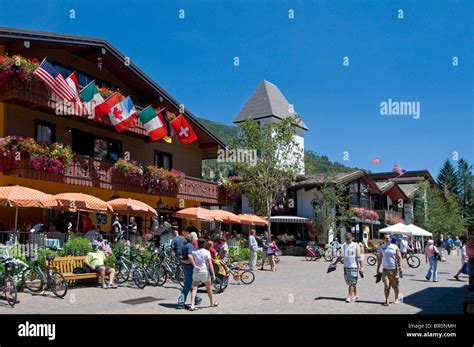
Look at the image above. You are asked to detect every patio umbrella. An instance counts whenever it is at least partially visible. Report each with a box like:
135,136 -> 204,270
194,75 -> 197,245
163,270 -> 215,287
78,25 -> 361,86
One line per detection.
208,210 -> 241,224
107,198 -> 157,217
175,207 -> 214,221
54,193 -> 113,232
379,222 -> 412,235
238,214 -> 269,226
0,185 -> 58,231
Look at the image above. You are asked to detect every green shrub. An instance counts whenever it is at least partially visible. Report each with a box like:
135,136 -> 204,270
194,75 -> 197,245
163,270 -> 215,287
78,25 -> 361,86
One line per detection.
36,248 -> 59,266
59,237 -> 92,256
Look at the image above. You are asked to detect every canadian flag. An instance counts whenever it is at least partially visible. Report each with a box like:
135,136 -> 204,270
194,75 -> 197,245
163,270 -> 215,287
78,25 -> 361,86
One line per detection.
106,95 -> 137,132
170,114 -> 198,145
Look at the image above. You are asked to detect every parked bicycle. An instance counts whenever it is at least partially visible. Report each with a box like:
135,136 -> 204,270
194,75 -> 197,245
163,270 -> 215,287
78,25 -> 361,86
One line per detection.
0,255 -> 17,307
156,246 -> 184,287
305,243 -> 332,261
22,255 -> 68,298
220,262 -> 255,291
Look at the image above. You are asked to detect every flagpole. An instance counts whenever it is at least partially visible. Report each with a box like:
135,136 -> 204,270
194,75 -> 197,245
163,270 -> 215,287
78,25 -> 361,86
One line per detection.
78,79 -> 96,94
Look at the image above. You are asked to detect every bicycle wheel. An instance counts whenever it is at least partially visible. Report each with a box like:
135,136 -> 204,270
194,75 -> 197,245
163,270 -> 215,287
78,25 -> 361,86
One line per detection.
22,267 -> 44,293
133,268 -> 147,289
115,262 -> 130,284
175,267 -> 184,288
240,270 -> 255,285
407,255 -> 421,269
323,250 -> 334,262
366,256 -> 376,266
4,276 -> 17,307
212,277 -> 222,294
144,266 -> 158,286
50,271 -> 68,298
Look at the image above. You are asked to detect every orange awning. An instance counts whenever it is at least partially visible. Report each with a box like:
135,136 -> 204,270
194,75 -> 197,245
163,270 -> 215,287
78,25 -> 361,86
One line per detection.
107,198 -> 157,217
54,193 -> 113,213
0,185 -> 57,208
208,210 -> 241,224
175,207 -> 214,221
238,214 -> 269,226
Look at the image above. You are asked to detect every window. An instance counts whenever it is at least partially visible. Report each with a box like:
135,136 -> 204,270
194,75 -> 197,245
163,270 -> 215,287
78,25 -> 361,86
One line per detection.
52,62 -> 110,89
154,150 -> 172,170
35,120 -> 56,143
71,129 -> 121,161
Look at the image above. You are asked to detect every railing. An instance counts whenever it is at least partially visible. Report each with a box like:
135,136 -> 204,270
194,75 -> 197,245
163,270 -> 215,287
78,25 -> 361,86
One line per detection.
0,77 -> 149,137
0,154 -> 229,205
374,210 -> 403,222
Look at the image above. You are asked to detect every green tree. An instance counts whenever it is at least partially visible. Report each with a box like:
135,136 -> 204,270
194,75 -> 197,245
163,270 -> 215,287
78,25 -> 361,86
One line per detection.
231,116 -> 303,231
437,159 -> 459,194
312,175 -> 350,240
414,181 -> 467,237
456,158 -> 474,232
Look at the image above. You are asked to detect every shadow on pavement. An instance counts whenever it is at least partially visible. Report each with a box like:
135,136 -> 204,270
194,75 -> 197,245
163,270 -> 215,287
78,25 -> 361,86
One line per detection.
313,296 -> 382,305
402,284 -> 468,314
158,303 -> 180,309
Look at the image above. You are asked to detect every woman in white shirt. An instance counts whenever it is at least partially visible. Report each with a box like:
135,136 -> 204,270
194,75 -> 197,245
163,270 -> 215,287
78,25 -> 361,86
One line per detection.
189,238 -> 218,311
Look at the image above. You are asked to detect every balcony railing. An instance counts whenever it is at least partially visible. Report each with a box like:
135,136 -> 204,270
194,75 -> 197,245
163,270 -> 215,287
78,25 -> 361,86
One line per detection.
375,210 -> 404,222
0,155 -> 230,205
0,77 -> 149,138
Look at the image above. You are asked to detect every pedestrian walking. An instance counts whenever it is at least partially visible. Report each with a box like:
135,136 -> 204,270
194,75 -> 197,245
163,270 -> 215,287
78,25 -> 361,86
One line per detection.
248,229 -> 259,271
177,234 -> 202,309
436,234 -> 446,261
454,241 -> 469,281
189,238 -> 218,311
332,232 -> 364,303
454,236 -> 461,256
266,235 -> 278,272
260,231 -> 269,270
446,236 -> 453,256
376,233 -> 403,306
400,235 -> 412,261
425,239 -> 439,282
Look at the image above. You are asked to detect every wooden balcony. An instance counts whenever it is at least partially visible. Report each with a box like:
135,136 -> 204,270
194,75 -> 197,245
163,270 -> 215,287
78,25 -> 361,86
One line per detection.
375,209 -> 404,222
0,155 -> 230,205
0,77 -> 149,138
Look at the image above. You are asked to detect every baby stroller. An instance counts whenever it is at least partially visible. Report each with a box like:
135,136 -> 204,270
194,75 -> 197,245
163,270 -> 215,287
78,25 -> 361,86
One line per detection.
213,258 -> 230,292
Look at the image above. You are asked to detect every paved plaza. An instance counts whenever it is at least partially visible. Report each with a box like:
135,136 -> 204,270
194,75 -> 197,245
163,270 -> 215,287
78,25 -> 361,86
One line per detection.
1,254 -> 469,314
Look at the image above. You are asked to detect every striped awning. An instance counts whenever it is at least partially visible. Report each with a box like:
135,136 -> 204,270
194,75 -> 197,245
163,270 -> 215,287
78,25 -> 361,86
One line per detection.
54,193 -> 113,213
0,185 -> 57,208
270,216 -> 310,224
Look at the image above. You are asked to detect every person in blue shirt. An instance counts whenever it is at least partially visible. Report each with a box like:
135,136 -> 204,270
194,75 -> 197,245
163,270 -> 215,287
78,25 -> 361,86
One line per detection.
177,235 -> 202,309
446,236 -> 453,255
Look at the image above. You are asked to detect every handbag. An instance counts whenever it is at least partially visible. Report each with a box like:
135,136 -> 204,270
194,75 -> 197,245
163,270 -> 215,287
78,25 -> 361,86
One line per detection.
461,263 -> 470,275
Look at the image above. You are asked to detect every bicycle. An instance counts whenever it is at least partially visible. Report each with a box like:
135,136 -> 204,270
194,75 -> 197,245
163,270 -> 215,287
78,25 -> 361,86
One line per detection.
0,255 -> 17,307
22,255 -> 68,298
220,262 -> 255,291
305,244 -> 332,261
156,249 -> 184,287
404,250 -> 421,269
366,249 -> 380,266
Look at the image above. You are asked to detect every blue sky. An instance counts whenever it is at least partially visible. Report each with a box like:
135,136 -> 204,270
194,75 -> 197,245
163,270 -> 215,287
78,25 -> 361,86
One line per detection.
0,0 -> 472,177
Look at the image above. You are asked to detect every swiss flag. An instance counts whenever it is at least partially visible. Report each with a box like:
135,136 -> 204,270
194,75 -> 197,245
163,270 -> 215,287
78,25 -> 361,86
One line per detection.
170,114 -> 198,145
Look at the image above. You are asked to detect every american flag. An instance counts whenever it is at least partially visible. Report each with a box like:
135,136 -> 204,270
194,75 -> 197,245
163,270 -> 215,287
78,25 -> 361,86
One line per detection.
393,164 -> 407,175
34,58 -> 75,101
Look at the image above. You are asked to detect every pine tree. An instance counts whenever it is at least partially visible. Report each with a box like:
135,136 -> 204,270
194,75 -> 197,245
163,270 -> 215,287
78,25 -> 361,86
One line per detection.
437,159 -> 459,195
457,158 -> 474,232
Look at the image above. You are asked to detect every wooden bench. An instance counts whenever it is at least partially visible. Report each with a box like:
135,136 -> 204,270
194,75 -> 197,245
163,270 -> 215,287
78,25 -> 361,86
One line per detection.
46,256 -> 99,282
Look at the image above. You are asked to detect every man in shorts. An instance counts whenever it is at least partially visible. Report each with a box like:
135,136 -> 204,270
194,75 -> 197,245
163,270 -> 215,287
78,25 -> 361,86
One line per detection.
85,240 -> 117,289
377,233 -> 403,306
332,232 -> 364,303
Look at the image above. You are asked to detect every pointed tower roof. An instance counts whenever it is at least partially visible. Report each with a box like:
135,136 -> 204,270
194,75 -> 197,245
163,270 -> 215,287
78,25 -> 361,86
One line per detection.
233,80 -> 308,130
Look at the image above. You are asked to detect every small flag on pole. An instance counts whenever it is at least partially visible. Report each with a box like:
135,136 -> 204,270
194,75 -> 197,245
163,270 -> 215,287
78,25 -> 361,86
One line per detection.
393,164 -> 407,175
65,72 -> 84,115
370,157 -> 380,164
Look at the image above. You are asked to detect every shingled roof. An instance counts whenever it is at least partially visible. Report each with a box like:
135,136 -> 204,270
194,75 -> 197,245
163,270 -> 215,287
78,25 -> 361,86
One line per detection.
292,170 -> 365,189
233,80 -> 308,130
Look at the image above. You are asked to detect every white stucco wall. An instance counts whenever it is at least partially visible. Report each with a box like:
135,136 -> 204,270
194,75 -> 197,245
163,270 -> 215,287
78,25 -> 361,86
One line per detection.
296,188 -> 316,219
